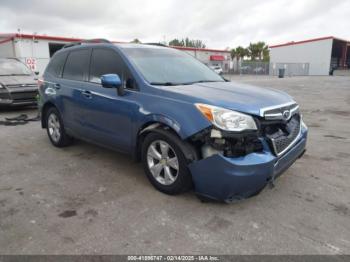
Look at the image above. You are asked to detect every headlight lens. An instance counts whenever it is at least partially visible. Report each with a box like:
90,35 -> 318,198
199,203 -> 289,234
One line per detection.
0,84 -> 4,89
195,103 -> 257,131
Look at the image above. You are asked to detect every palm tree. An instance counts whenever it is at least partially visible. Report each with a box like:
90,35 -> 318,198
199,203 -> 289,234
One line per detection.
256,41 -> 270,61
230,48 -> 237,60
247,43 -> 260,61
236,46 -> 247,60
231,46 -> 247,72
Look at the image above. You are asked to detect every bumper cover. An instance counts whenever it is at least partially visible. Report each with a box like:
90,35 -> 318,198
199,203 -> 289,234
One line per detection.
0,88 -> 38,107
0,98 -> 37,106
189,126 -> 308,202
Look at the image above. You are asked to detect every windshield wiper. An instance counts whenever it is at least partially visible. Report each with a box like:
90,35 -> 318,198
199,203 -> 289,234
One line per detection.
150,80 -> 224,86
182,80 -> 223,85
150,82 -> 181,86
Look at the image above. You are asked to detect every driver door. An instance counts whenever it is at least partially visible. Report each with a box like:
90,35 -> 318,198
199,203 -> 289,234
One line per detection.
77,48 -> 138,153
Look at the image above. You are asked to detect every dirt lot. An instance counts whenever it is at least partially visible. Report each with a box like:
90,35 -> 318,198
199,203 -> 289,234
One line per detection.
0,76 -> 349,254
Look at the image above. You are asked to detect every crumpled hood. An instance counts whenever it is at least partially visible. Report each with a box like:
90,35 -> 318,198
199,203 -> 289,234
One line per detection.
156,81 -> 295,116
0,75 -> 37,86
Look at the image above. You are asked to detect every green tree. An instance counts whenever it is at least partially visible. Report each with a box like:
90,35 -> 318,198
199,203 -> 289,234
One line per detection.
169,38 -> 184,46
230,48 -> 237,60
256,41 -> 269,61
192,39 -> 206,48
247,43 -> 260,61
231,46 -> 248,71
235,46 -> 248,60
262,45 -> 270,61
169,38 -> 206,48
130,38 -> 141,44
247,41 -> 269,61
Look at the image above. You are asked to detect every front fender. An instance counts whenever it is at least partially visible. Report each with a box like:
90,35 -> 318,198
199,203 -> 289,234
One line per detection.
136,94 -> 212,140
140,114 -> 182,136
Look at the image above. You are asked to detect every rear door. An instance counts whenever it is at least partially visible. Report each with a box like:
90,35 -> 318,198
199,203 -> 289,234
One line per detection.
58,48 -> 91,135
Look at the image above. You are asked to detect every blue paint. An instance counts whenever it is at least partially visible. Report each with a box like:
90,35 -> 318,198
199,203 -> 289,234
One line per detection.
189,127 -> 307,201
39,43 -> 308,201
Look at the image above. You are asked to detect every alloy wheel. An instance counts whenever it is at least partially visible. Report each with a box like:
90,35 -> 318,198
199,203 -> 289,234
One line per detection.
147,140 -> 179,185
48,113 -> 61,143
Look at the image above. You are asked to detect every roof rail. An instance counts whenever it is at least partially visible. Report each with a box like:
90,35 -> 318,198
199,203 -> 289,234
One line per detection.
144,43 -> 168,47
84,38 -> 111,43
63,38 -> 111,49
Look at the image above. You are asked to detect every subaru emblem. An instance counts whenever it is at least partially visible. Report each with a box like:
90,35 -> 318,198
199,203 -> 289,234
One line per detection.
282,110 -> 290,120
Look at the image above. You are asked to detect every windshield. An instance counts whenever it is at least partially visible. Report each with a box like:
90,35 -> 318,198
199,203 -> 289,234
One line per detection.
0,59 -> 32,76
123,47 -> 224,85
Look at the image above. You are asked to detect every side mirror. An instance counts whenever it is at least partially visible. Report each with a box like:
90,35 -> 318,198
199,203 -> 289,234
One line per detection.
101,74 -> 124,96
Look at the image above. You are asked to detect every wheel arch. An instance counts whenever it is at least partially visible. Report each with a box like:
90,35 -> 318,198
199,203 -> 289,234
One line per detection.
41,101 -> 57,128
134,121 -> 199,163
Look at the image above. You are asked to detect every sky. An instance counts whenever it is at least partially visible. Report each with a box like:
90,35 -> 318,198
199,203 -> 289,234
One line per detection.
0,0 -> 349,49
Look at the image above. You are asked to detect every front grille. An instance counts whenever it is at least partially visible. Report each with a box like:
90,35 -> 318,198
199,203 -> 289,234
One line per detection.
263,114 -> 301,156
10,91 -> 38,101
263,103 -> 299,121
0,92 -> 10,99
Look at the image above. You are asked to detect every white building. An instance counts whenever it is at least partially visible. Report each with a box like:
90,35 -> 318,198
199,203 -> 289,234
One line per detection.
269,36 -> 350,76
0,33 -> 232,75
173,46 -> 232,72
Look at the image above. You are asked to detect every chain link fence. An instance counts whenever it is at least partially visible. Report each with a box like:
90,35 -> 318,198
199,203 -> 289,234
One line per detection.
227,61 -> 310,76
270,63 -> 309,76
238,61 -> 270,75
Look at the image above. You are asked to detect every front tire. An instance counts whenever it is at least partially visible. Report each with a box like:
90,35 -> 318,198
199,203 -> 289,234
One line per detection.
141,131 -> 193,195
46,107 -> 72,147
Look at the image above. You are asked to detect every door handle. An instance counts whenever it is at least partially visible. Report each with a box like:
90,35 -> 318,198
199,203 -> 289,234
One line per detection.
54,83 -> 61,89
81,90 -> 92,99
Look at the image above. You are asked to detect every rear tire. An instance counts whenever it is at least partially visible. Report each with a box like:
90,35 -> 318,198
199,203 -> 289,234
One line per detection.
46,107 -> 72,147
141,131 -> 193,195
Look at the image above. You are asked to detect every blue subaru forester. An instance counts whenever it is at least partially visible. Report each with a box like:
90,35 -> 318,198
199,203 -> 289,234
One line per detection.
39,40 -> 308,202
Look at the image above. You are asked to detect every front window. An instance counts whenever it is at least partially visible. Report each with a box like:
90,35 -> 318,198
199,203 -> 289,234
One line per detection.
62,49 -> 90,81
0,59 -> 32,76
123,47 -> 224,85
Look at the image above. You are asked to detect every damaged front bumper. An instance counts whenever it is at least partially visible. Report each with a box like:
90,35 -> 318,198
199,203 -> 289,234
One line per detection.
188,124 -> 308,202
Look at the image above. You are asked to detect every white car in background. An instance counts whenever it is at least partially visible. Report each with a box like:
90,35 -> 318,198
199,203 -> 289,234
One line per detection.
210,65 -> 223,75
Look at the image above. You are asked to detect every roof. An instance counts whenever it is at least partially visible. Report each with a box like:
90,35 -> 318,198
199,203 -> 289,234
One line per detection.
269,36 -> 350,48
0,33 -> 230,53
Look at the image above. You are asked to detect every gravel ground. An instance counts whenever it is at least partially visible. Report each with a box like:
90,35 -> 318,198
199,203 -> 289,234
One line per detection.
0,75 -> 349,254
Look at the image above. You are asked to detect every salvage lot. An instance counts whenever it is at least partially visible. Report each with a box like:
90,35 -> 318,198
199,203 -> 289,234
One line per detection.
0,76 -> 349,254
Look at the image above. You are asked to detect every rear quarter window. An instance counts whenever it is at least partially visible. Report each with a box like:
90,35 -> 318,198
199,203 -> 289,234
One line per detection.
62,49 -> 90,81
45,52 -> 68,77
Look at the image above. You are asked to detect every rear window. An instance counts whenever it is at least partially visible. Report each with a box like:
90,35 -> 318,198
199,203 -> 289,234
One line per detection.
62,49 -> 90,81
45,52 -> 67,77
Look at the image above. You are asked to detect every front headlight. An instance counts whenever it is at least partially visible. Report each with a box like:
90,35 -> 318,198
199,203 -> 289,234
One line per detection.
0,84 -> 4,89
195,103 -> 257,132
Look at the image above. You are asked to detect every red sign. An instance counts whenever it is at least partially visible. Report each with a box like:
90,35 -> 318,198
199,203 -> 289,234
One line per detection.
25,57 -> 36,71
210,55 -> 225,61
